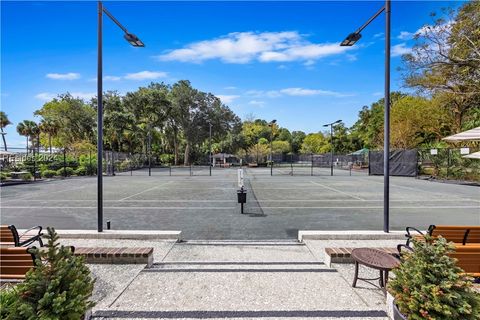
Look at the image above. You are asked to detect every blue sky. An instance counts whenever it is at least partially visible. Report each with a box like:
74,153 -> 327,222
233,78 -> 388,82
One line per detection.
1,1 -> 459,147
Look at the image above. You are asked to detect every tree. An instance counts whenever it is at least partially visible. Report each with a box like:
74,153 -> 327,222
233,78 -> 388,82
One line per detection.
401,2 -> 480,132
35,94 -> 96,147
39,119 -> 60,154
390,96 -> 452,148
300,133 -> 329,154
272,140 -> 291,154
0,111 -> 11,151
16,120 -> 38,154
291,131 -> 306,153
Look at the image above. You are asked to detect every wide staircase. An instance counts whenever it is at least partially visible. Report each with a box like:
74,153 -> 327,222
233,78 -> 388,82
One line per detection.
92,240 -> 388,319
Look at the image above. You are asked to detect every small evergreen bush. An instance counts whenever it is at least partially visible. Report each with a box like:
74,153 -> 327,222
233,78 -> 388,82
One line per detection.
41,169 -> 57,178
388,236 -> 480,320
74,166 -> 87,176
56,167 -> 74,177
3,227 -> 95,319
20,172 -> 33,181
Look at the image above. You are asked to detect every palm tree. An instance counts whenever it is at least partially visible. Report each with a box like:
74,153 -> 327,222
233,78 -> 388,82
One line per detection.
0,111 -> 12,151
16,120 -> 38,154
40,119 -> 59,154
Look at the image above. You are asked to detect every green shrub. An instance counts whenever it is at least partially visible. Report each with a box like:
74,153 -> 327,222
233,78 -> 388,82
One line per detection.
159,154 -> 174,165
20,172 -> 33,181
388,236 -> 480,319
41,169 -> 57,178
0,171 -> 11,181
56,167 -> 74,177
2,227 -> 95,319
75,166 -> 87,176
0,286 -> 18,318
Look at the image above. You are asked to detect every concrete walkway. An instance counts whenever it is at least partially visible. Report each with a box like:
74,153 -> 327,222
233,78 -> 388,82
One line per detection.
59,239 -> 401,319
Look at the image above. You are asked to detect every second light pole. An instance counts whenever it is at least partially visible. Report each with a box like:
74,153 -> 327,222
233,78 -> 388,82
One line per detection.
323,120 -> 342,176
97,1 -> 144,232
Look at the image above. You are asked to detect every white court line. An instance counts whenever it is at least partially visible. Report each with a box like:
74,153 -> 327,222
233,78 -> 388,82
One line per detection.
310,181 -> 365,201
119,181 -> 173,201
356,177 -> 480,202
3,199 -> 477,203
3,206 -> 477,210
261,206 -> 480,209
1,206 -> 235,210
3,185 -> 88,201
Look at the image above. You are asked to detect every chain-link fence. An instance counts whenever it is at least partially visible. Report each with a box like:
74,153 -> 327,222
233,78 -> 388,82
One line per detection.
418,147 -> 480,181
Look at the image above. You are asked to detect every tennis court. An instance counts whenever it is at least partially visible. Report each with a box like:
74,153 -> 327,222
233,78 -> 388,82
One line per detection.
1,167 -> 479,239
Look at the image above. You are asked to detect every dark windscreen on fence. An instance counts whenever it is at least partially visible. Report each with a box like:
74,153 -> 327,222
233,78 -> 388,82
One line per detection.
369,149 -> 418,177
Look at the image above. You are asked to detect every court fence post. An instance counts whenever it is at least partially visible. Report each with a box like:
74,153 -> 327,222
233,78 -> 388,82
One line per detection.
446,148 -> 450,179
130,153 -> 133,176
33,144 -> 36,182
290,154 -> 293,176
169,165 -> 172,176
190,164 -> 192,176
63,149 -> 67,178
89,150 -> 92,176
311,153 -> 313,176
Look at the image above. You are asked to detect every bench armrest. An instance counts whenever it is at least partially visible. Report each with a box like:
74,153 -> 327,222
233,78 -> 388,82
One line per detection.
18,226 -> 43,247
405,227 -> 424,246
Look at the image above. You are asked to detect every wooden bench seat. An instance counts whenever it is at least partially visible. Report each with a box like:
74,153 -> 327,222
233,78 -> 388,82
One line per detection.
0,247 -> 36,281
0,225 -> 43,247
324,247 -> 398,267
74,247 -> 153,267
406,225 -> 480,245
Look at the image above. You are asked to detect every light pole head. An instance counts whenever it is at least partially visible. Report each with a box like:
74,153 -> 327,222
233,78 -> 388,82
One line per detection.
334,120 -> 342,124
340,32 -> 361,46
124,33 -> 145,47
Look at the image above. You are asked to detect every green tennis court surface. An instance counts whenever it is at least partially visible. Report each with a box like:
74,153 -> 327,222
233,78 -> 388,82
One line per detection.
1,167 -> 479,239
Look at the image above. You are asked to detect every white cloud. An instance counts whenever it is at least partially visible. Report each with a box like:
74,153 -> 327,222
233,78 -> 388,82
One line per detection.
35,92 -> 95,101
104,75 -> 122,81
392,43 -> 412,57
156,31 -> 352,64
248,100 -> 265,107
35,92 -> 56,101
280,87 -> 350,97
46,72 -> 80,80
397,31 -> 414,40
124,71 -> 168,80
373,32 -> 384,38
247,87 -> 352,98
216,95 -> 240,104
224,86 -> 237,90
372,91 -> 383,97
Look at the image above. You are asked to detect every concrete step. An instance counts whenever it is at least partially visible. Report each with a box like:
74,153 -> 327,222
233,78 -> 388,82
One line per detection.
148,261 -> 330,271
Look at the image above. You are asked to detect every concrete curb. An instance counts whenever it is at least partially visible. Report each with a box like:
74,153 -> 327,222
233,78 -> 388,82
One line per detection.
298,230 -> 406,241
52,230 -> 182,241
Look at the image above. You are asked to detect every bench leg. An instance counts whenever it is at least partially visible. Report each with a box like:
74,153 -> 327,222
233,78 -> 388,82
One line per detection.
352,261 -> 359,287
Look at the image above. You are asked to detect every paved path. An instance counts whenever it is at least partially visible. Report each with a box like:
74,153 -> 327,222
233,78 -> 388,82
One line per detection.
67,239 -> 398,320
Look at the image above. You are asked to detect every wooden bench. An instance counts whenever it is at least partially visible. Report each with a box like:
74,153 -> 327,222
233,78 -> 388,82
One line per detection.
0,246 -> 36,282
74,247 -> 153,267
450,245 -> 480,277
406,225 -> 480,246
324,247 -> 398,267
0,225 -> 43,247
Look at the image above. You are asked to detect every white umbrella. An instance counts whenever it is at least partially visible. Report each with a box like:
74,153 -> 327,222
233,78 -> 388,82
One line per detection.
462,151 -> 480,160
443,127 -> 480,142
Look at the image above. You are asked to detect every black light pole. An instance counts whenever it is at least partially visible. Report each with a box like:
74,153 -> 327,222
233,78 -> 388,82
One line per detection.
340,0 -> 390,232
269,119 -> 277,176
208,121 -> 212,176
323,120 -> 342,176
97,1 -> 144,232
